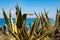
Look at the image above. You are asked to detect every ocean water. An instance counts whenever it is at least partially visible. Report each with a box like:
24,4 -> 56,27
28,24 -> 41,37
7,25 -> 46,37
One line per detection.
0,18 -> 55,28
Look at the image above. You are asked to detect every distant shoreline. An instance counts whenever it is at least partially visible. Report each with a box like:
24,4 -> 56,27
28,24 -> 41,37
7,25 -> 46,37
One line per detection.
0,18 -> 55,27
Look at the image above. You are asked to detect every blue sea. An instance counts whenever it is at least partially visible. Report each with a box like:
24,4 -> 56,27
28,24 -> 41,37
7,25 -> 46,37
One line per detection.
0,18 -> 55,28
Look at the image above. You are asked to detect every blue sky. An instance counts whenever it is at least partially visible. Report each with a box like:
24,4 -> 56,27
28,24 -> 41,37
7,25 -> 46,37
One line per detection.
0,0 -> 60,20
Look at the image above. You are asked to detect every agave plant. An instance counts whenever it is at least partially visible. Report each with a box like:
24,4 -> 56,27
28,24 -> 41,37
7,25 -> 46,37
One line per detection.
0,4 -> 60,40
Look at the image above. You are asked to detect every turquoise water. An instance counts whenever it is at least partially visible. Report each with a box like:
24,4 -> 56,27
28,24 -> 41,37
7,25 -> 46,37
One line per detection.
0,18 -> 55,28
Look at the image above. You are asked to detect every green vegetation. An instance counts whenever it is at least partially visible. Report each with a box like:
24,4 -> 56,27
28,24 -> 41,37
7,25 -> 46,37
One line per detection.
0,5 -> 60,40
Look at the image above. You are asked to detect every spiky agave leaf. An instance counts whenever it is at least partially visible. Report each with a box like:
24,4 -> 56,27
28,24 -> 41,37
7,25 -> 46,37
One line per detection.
38,14 -> 50,37
15,4 -> 23,29
15,4 -> 20,22
21,21 -> 29,40
29,12 -> 40,39
23,14 -> 27,21
15,5 -> 29,40
17,10 -> 34,40
41,14 -> 47,30
41,13 -> 46,22
9,9 -> 14,32
29,22 -> 35,38
5,33 -> 16,40
21,15 -> 29,40
44,10 -> 50,24
34,11 -> 39,18
44,10 -> 54,33
55,9 -> 59,25
37,33 -> 47,40
50,10 -> 60,35
2,8 -> 12,34
40,14 -> 51,35
9,9 -> 18,34
44,9 -> 50,27
42,36 -> 53,40
55,13 -> 58,25
41,13 -> 54,33
2,8 -> 9,27
30,36 -> 36,40
2,8 -> 20,40
15,6 -> 23,39
43,11 -> 55,33
0,31 -> 8,40
16,8 -> 23,28
45,12 -> 49,23
5,24 -> 20,40
34,12 -> 40,32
